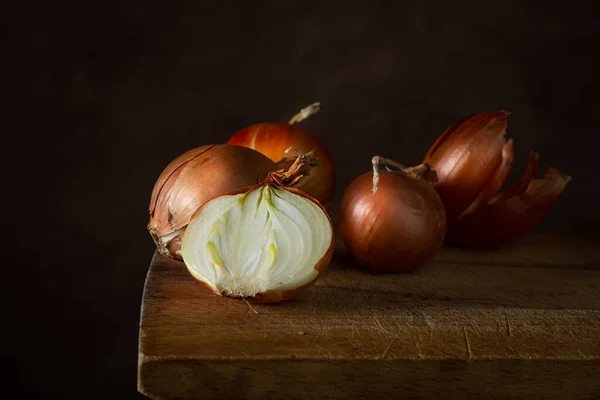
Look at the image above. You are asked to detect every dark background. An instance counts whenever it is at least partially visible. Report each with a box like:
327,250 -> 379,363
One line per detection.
7,1 -> 599,398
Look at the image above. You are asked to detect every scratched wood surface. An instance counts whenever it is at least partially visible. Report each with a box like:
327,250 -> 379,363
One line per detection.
138,232 -> 600,399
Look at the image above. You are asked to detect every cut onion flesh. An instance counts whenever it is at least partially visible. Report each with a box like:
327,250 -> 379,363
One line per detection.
181,185 -> 333,300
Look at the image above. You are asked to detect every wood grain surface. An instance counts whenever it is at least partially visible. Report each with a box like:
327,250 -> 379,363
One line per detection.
138,232 -> 600,399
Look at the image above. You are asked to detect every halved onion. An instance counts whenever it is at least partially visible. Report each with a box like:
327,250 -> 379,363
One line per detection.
181,153 -> 334,303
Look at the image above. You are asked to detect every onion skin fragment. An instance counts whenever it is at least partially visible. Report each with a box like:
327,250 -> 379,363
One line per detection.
339,159 -> 447,273
424,111 -> 570,248
228,122 -> 335,206
461,138 -> 514,216
148,144 -> 277,260
447,152 -> 571,248
424,111 -> 509,221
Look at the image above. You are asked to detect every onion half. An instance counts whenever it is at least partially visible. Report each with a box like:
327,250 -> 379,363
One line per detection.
181,152 -> 334,302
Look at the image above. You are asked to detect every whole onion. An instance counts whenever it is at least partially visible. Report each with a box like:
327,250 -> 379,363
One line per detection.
148,144 -> 278,260
227,103 -> 335,205
339,156 -> 446,272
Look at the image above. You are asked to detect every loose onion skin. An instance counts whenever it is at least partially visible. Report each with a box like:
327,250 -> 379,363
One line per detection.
148,144 -> 277,260
424,111 -> 570,248
446,152 -> 571,247
339,157 -> 446,273
226,103 -> 335,205
424,111 -> 510,222
181,152 -> 334,303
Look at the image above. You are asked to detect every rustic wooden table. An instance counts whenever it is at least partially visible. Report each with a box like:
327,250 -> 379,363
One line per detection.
138,232 -> 600,399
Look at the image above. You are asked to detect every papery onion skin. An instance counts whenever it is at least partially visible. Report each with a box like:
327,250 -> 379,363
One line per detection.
424,111 -> 570,248
183,184 -> 334,304
339,168 -> 446,273
148,144 -> 277,260
447,152 -> 571,248
424,111 -> 510,221
227,122 -> 335,205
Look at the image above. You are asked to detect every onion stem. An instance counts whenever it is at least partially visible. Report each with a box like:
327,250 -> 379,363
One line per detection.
289,102 -> 321,124
372,156 -> 438,193
269,149 -> 319,186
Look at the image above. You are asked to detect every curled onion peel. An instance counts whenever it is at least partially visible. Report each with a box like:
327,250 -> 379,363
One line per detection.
338,156 -> 446,273
227,103 -> 335,206
447,152 -> 571,247
424,111 -> 570,248
181,152 -> 334,303
148,144 -> 278,260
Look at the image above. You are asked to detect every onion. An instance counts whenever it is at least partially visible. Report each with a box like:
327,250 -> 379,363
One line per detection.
423,111 -> 571,248
338,156 -> 446,273
181,152 -> 334,303
227,103 -> 335,205
148,144 -> 278,260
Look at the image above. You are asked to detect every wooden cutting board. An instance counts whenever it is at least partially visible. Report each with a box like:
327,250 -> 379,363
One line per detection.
138,232 -> 600,399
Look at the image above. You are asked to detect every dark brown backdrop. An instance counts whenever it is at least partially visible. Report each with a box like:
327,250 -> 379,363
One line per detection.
7,1 -> 600,398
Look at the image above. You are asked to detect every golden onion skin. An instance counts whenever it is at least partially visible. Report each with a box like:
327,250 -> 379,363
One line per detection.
424,111 -> 570,248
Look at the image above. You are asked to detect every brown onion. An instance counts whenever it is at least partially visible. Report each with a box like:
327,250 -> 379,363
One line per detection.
339,156 -> 446,273
148,144 -> 278,260
423,111 -> 570,248
226,103 -> 335,205
181,152 -> 334,303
